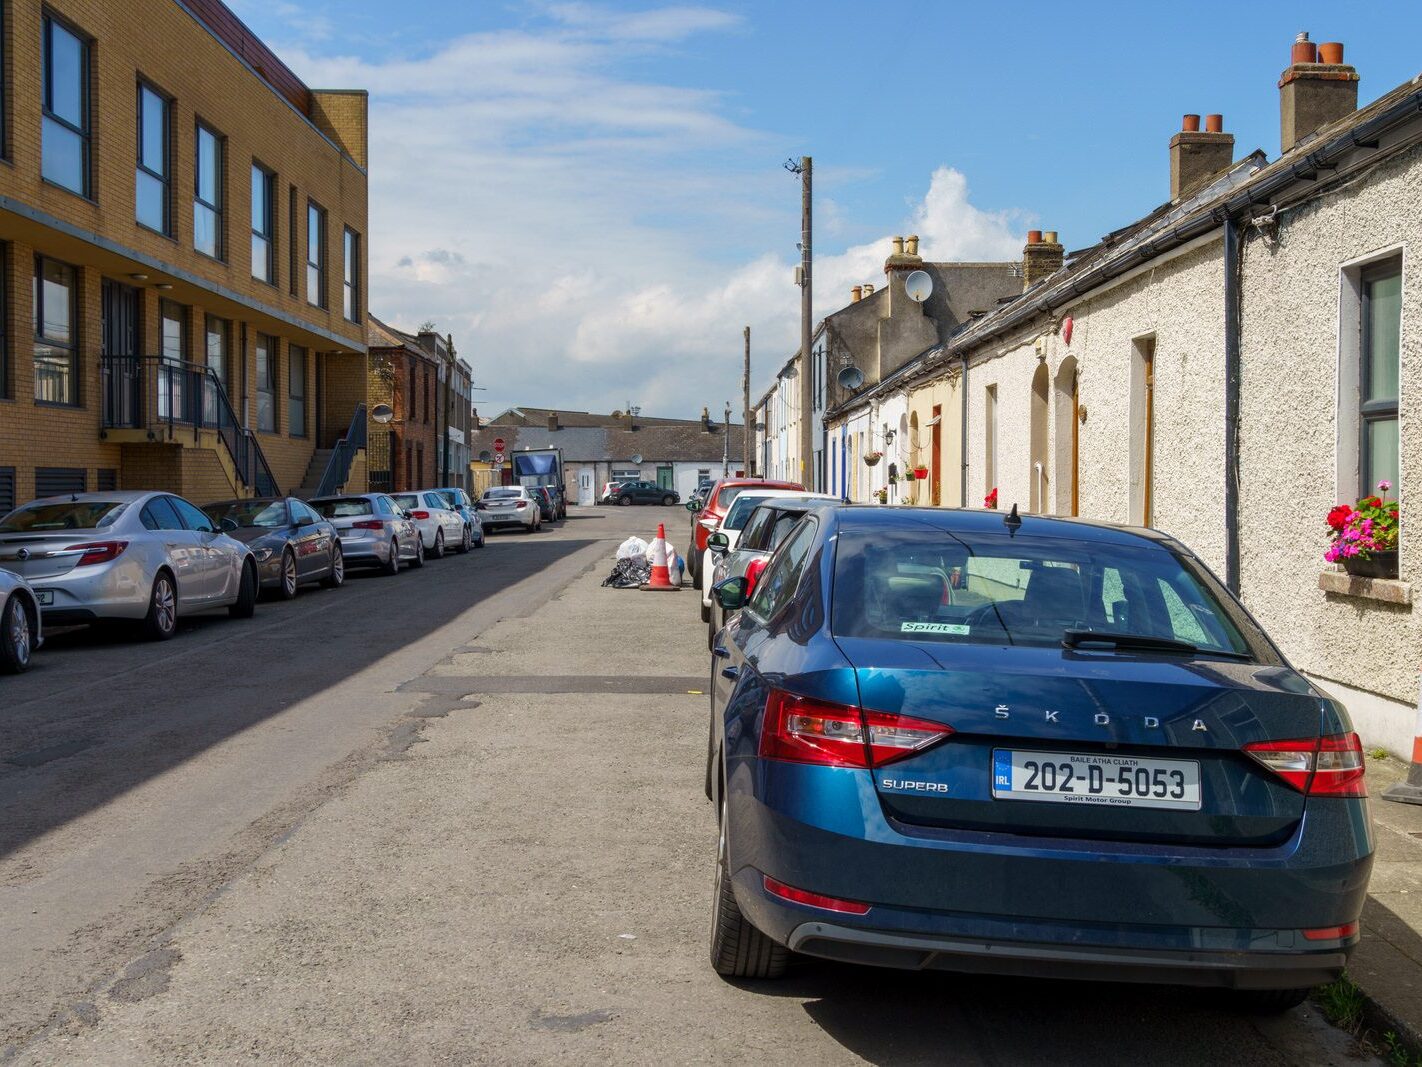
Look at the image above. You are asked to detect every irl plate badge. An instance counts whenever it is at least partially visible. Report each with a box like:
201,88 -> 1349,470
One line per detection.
993,751 -> 1012,790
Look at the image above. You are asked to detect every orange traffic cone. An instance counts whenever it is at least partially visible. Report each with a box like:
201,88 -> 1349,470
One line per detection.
1383,683 -> 1422,806
642,523 -> 679,591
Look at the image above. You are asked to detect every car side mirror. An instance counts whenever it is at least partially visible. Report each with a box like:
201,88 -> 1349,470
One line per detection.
685,500 -> 700,512
707,531 -> 729,551
713,575 -> 749,611
296,515 -> 315,527
220,517 -> 239,533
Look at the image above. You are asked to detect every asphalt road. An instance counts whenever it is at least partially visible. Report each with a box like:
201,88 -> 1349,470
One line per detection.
0,504 -> 1380,1065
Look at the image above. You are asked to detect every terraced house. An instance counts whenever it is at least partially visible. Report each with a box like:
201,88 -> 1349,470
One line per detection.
0,0 -> 369,513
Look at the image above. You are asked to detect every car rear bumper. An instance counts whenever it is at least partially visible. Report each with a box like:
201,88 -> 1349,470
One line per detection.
337,535 -> 389,566
28,559 -> 153,622
775,910 -> 1350,989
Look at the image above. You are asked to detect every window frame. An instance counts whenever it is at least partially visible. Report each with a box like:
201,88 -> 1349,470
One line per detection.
41,13 -> 91,198
33,254 -> 79,407
305,198 -> 326,308
193,120 -> 225,259
250,161 -> 276,285
254,333 -> 278,434
288,343 -> 307,438
342,226 -> 360,321
135,79 -> 171,235
1359,259 -> 1401,499
748,517 -> 818,621
0,243 -> 8,400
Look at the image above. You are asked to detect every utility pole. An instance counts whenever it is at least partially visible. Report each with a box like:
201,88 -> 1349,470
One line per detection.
722,401 -> 731,476
742,326 -> 752,477
782,156 -> 815,488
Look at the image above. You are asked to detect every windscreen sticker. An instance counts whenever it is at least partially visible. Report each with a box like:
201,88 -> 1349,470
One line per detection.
900,621 -> 969,635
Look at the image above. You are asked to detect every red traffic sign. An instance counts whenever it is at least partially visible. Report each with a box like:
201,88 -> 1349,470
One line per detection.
493,437 -> 506,451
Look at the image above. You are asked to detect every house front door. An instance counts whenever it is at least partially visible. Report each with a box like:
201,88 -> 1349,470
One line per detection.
657,466 -> 674,490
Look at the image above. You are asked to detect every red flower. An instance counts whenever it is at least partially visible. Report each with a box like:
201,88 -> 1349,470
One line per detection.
984,488 -> 999,509
1366,496 -> 1382,508
1326,504 -> 1352,531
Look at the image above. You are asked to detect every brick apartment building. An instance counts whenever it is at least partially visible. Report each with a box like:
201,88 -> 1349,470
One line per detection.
0,0 -> 369,513
365,314 -> 472,492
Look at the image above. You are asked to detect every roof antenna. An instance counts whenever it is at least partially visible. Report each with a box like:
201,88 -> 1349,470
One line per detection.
1004,502 -> 1022,534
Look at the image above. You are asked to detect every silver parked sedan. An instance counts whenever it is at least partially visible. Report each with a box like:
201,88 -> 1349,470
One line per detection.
202,497 -> 344,598
0,569 -> 42,672
0,491 -> 258,640
476,486 -> 541,533
309,494 -> 423,575
392,491 -> 469,557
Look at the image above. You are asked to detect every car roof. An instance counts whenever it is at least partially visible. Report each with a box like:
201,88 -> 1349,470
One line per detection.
24,490 -> 156,505
826,504 -> 1180,550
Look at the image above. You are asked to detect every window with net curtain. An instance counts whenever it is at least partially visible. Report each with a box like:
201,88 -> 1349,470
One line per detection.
1360,262 -> 1401,499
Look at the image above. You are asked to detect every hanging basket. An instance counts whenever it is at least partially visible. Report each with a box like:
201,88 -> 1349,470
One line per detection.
863,452 -> 882,467
913,466 -> 929,480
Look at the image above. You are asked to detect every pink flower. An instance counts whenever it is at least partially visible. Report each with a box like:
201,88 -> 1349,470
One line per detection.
1378,480 -> 1392,493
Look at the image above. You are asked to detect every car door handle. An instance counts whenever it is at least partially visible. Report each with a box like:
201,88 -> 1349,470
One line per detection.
720,666 -> 739,681
712,646 -> 730,659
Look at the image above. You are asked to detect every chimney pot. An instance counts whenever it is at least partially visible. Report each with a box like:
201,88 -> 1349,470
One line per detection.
1291,32 -> 1318,65
1204,113 -> 1223,133
851,285 -> 863,302
1318,41 -> 1344,65
905,234 -> 920,256
1027,229 -> 1043,245
1043,230 -> 1058,245
891,236 -> 904,256
1182,113 -> 1201,132
862,283 -> 875,297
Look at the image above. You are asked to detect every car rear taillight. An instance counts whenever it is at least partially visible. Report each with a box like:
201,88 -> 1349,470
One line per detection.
411,510 -> 430,519
759,689 -> 952,769
763,875 -> 870,915
72,540 -> 128,566
352,520 -> 383,530
1302,921 -> 1360,941
515,500 -> 528,509
1243,733 -> 1367,796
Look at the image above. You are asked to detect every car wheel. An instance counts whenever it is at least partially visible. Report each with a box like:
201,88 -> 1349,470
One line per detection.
663,495 -> 675,506
276,548 -> 299,600
229,561 -> 258,618
709,794 -> 787,979
321,544 -> 345,588
139,571 -> 179,641
456,526 -> 471,553
410,535 -> 426,568
700,600 -> 711,625
690,552 -> 702,591
384,539 -> 401,576
618,496 -> 632,506
0,595 -> 33,673
1227,988 -> 1311,1014
430,529 -> 446,559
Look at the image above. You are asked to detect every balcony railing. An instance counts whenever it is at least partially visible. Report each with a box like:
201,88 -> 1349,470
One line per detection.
101,355 -> 281,497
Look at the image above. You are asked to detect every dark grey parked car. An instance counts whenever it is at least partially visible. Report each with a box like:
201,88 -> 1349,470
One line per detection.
202,497 -> 344,599
309,494 -> 423,575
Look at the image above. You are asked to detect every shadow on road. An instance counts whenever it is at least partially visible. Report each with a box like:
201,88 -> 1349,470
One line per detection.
0,535 -> 601,860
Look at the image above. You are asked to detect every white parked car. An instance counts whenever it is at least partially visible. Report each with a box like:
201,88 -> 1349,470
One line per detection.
477,486 -> 541,533
392,491 -> 470,557
0,491 -> 258,640
0,569 -> 42,672
699,490 -> 841,624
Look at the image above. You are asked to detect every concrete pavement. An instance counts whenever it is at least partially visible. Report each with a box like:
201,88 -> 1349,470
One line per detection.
4,506 -> 1385,1065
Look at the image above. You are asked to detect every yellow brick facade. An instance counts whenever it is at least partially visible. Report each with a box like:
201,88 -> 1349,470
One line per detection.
0,0 -> 369,510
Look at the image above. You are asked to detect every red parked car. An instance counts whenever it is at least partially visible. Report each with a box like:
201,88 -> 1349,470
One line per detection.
686,477 -> 802,588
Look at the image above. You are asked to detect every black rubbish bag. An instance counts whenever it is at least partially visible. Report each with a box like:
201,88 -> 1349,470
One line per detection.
602,557 -> 652,588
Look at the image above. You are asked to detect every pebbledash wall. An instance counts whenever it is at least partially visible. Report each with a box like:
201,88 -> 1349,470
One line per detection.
0,0 -> 368,508
1236,140 -> 1421,754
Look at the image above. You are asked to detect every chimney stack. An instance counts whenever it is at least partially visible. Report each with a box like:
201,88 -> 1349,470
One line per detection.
862,282 -> 875,297
884,234 -> 924,276
1022,230 -> 1064,291
1169,113 -> 1235,201
701,405 -> 711,432
851,285 -> 863,302
1280,32 -> 1359,154
547,412 -> 559,431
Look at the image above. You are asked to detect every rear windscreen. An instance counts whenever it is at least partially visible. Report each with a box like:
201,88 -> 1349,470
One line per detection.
832,527 -> 1258,657
0,501 -> 128,531
483,488 -> 522,499
722,495 -> 772,531
313,498 -> 373,519
514,453 -> 557,476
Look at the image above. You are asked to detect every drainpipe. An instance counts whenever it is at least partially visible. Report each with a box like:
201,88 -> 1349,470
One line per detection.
1223,217 -> 1242,594
959,355 -> 970,506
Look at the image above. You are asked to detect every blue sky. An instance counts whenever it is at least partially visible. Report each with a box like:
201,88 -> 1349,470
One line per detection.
232,0 -> 1422,418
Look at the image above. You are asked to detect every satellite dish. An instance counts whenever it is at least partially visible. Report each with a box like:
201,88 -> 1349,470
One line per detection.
370,403 -> 394,424
904,270 -> 933,303
631,453 -> 643,465
837,366 -> 865,390
478,450 -> 492,462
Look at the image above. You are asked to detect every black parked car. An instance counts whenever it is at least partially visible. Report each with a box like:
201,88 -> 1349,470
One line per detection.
531,486 -> 559,523
202,497 -> 344,599
608,480 -> 680,506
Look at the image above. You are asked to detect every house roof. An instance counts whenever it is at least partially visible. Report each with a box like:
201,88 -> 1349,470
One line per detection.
489,406 -> 712,429
475,420 -> 743,464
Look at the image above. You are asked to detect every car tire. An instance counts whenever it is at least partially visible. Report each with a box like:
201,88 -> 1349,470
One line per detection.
430,529 -> 445,559
1227,988 -> 1311,1014
383,539 -> 401,576
690,552 -> 702,591
410,536 -> 426,568
618,496 -> 632,506
321,544 -> 345,588
139,571 -> 179,641
456,526 -> 471,553
0,594 -> 33,673
229,561 -> 258,619
474,530 -> 485,549
709,795 -> 787,979
276,548 -> 299,600
700,600 -> 711,625
662,495 -> 675,506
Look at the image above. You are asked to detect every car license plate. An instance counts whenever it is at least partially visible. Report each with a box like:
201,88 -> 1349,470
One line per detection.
35,590 -> 54,606
992,749 -> 1201,811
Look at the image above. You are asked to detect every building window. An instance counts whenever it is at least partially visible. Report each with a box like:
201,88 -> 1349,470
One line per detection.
158,299 -> 186,420
983,383 -> 997,495
343,227 -> 360,321
406,359 -> 415,419
306,200 -> 326,307
1360,263 -> 1401,497
288,185 -> 298,297
136,83 -> 170,233
1129,336 -> 1156,526
423,366 -> 430,424
34,256 -> 77,405
288,345 -> 307,437
203,315 -> 229,423
194,123 -> 224,258
0,245 -> 7,399
42,16 -> 88,196
255,334 -> 277,433
251,164 -> 274,284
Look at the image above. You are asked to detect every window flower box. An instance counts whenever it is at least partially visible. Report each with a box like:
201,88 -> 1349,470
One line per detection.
1325,482 -> 1400,580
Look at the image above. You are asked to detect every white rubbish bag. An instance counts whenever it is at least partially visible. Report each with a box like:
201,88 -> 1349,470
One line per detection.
616,536 -> 649,560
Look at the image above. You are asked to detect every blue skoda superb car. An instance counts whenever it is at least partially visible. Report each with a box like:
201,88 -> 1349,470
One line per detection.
705,505 -> 1373,1011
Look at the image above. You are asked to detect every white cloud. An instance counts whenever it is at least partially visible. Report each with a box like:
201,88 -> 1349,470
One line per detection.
257,5 -> 1028,419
